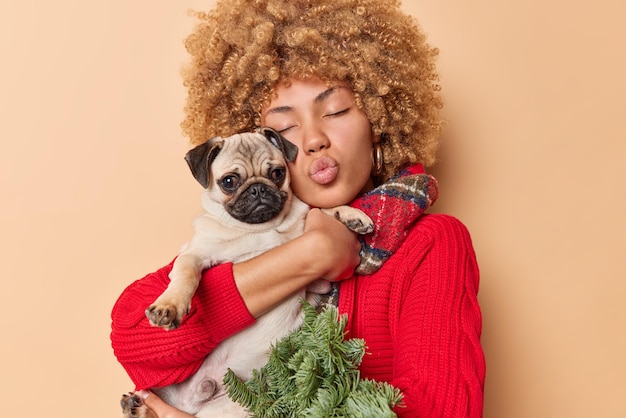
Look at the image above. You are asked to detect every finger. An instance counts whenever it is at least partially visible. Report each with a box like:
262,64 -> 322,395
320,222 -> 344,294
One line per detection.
303,208 -> 322,231
136,390 -> 195,418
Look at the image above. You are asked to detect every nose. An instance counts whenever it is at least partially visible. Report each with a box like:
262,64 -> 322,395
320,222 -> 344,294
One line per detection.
301,125 -> 330,154
249,183 -> 269,198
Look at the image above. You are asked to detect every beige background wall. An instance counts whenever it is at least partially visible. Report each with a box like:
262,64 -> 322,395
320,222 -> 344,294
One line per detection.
1,1 -> 624,417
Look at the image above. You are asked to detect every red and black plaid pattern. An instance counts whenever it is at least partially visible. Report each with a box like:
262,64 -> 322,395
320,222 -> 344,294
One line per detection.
351,164 -> 438,275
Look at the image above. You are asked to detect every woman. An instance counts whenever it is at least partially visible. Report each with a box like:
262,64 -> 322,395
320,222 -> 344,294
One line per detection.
111,0 -> 485,416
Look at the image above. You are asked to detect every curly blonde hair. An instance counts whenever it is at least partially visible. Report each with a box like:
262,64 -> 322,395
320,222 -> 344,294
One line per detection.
181,0 -> 442,180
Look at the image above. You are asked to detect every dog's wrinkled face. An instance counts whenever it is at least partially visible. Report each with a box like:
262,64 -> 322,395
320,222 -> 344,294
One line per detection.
185,128 -> 299,225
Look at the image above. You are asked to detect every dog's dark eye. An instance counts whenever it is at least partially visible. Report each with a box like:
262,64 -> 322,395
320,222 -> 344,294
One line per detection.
220,174 -> 240,192
269,167 -> 286,185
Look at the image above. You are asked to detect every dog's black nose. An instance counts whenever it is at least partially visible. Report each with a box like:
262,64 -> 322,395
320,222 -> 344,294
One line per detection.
249,183 -> 269,197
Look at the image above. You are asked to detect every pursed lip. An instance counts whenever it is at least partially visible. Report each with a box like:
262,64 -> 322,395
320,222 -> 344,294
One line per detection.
309,156 -> 338,185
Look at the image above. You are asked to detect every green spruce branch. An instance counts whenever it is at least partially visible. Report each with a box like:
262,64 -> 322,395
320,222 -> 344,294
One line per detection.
224,302 -> 403,417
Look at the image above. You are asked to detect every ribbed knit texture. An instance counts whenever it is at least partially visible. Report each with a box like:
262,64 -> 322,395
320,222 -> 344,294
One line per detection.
339,214 -> 485,417
110,262 -> 255,389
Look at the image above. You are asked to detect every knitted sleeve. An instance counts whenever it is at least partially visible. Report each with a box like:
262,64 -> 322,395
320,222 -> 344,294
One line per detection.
391,215 -> 485,417
110,260 -> 255,390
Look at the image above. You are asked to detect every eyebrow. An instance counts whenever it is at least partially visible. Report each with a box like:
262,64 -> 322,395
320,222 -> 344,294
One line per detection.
264,86 -> 345,116
314,86 -> 340,103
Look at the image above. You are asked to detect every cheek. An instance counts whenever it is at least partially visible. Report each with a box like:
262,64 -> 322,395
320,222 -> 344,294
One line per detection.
351,130 -> 376,166
287,174 -> 317,206
286,162 -> 307,191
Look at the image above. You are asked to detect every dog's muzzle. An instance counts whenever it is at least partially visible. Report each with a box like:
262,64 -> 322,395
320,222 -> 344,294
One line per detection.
227,183 -> 287,224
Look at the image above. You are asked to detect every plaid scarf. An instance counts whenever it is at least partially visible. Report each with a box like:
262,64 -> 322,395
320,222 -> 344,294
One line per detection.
350,164 -> 439,275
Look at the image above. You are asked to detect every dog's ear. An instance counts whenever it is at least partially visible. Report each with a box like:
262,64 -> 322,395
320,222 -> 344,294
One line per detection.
260,127 -> 298,163
184,137 -> 223,188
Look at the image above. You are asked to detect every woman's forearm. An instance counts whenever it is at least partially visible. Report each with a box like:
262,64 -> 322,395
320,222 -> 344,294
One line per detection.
233,208 -> 361,317
233,232 -> 321,317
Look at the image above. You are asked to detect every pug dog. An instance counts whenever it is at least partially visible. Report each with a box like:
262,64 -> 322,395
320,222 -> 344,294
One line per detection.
121,127 -> 373,418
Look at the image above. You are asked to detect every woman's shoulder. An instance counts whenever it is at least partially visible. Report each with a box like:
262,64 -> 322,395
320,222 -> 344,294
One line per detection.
412,213 -> 474,241
395,213 -> 480,288
398,213 -> 478,264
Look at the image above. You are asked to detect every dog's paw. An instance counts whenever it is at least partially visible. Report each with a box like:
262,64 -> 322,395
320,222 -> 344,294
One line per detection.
322,207 -> 374,235
344,216 -> 374,234
145,302 -> 188,331
121,392 -> 154,418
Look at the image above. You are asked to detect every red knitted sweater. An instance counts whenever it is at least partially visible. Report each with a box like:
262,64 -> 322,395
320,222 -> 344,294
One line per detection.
111,214 -> 484,417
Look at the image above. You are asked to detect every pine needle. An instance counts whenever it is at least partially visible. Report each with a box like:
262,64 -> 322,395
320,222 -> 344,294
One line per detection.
224,302 -> 403,417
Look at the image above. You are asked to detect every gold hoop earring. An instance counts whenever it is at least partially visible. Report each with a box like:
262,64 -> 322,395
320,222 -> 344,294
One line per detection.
372,142 -> 383,176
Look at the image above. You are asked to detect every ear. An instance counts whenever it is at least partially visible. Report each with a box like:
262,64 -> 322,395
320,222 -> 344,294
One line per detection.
259,127 -> 298,162
184,137 -> 224,188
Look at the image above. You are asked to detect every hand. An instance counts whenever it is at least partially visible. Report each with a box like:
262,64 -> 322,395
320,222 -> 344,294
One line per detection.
303,208 -> 361,282
134,390 -> 195,418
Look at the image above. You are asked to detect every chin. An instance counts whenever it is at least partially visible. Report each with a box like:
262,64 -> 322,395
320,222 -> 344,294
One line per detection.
295,182 -> 365,209
307,196 -> 353,209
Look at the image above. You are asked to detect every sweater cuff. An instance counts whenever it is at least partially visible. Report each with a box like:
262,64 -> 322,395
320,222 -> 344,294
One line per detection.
191,262 -> 256,344
110,261 -> 255,390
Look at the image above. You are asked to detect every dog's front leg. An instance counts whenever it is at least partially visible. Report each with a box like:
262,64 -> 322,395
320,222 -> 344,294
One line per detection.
146,252 -> 203,330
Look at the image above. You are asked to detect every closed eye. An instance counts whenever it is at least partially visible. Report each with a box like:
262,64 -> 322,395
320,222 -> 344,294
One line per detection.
277,126 -> 296,134
325,108 -> 350,118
